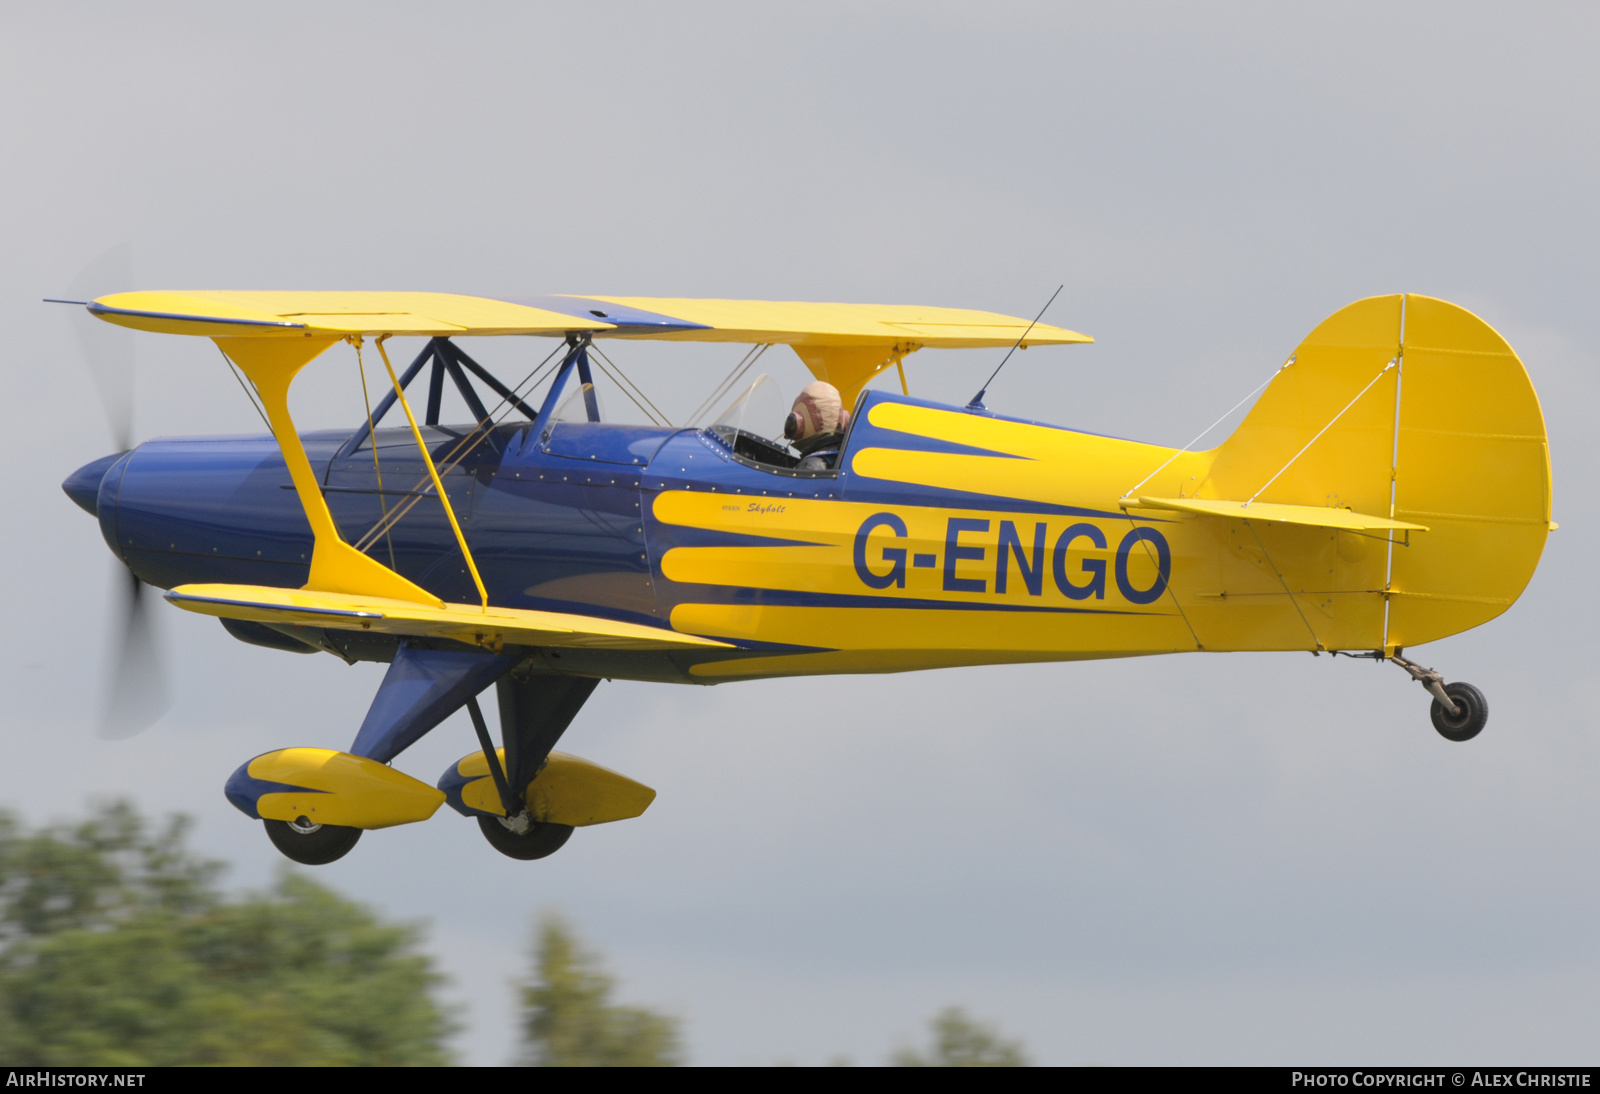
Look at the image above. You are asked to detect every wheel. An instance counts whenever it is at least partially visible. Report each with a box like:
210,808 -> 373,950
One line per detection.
477,814 -> 573,860
264,817 -> 362,864
1430,681 -> 1488,742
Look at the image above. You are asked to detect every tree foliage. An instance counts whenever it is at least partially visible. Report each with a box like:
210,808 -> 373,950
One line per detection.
0,802 -> 453,1066
519,913 -> 681,1066
891,1006 -> 1030,1067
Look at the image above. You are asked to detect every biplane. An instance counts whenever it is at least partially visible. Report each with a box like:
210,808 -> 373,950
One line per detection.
58,290 -> 1551,864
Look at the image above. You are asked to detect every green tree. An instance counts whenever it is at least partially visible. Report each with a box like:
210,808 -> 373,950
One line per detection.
518,913 -> 681,1066
0,802 -> 453,1065
891,1006 -> 1030,1067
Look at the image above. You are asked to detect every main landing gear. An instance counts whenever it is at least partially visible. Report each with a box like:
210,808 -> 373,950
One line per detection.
1390,655 -> 1488,742
265,816 -> 363,865
477,813 -> 573,860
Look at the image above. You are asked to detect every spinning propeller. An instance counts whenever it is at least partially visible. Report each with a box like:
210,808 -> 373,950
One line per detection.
59,246 -> 170,739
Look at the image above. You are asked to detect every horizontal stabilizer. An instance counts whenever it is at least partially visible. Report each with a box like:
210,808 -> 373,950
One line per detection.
165,584 -> 732,651
1130,497 -> 1428,533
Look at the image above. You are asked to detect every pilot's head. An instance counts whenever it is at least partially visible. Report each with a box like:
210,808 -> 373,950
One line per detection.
783,381 -> 850,446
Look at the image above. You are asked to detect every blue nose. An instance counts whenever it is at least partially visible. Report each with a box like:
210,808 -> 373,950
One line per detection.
62,452 -> 126,517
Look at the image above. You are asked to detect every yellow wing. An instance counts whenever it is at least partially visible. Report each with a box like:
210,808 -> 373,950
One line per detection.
88,291 -> 612,338
553,295 -> 1092,405
562,295 -> 1090,348
87,290 -> 1090,347
88,290 -> 1092,407
165,584 -> 732,652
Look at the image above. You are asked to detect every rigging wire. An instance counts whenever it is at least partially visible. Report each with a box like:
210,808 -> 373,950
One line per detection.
354,342 -> 561,552
1243,518 -> 1325,652
586,342 -> 673,426
215,344 -> 271,432
349,339 -> 398,570
686,343 -> 770,426
1122,512 -> 1205,652
352,339 -> 568,553
374,335 -> 488,611
1246,357 -> 1396,506
1120,361 -> 1285,501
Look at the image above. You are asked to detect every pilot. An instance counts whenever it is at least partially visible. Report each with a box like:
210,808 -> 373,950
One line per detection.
784,381 -> 851,471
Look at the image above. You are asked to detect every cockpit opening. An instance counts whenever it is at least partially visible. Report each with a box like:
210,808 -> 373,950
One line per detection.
705,375 -> 846,476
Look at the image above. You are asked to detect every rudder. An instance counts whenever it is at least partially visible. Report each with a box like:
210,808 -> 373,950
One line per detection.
1387,295 -> 1551,647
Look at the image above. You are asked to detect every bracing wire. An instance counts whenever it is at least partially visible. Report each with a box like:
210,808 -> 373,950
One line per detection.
349,339 -> 398,570
1246,358 -> 1396,506
1120,359 -> 1287,501
352,342 -> 563,552
352,339 -> 567,553
1243,519 -> 1324,651
216,344 -> 272,431
687,344 -> 770,426
586,342 -> 673,426
588,355 -> 661,425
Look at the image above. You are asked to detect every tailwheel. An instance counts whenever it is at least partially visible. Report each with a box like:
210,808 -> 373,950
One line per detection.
477,813 -> 572,860
264,816 -> 362,864
1390,655 -> 1489,743
1430,681 -> 1488,743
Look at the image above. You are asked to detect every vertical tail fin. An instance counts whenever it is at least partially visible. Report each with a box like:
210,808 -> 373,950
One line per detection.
1206,294 -> 1550,649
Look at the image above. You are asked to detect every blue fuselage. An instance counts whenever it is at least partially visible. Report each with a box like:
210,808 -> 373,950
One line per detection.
69,413 -> 857,681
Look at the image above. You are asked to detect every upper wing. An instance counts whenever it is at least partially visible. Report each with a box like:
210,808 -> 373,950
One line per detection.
87,291 -> 614,338
166,584 -> 733,652
1131,496 -> 1428,533
522,295 -> 1093,349
89,289 -> 1094,409
88,290 -> 1091,348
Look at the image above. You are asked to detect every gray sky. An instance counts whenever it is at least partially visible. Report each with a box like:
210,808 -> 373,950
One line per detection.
3,2 -> 1598,1064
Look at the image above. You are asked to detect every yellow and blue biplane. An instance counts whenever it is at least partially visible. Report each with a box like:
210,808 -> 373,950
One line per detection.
59,290 -> 1551,863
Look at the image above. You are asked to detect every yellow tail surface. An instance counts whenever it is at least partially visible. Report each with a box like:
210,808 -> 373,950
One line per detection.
1203,294 -> 1552,650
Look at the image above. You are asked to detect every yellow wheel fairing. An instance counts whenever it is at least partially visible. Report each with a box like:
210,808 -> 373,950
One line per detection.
234,749 -> 445,830
439,749 -> 656,827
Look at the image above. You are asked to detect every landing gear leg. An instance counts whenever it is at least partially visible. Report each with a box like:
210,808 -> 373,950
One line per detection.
1390,655 -> 1488,742
465,693 -> 573,860
465,670 -> 599,861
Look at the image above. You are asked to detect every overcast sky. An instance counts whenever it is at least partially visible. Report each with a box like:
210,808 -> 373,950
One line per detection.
3,3 -> 1598,1065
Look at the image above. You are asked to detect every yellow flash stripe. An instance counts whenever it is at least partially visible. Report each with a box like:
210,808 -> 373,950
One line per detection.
850,402 -> 1200,507
654,492 -> 1173,612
